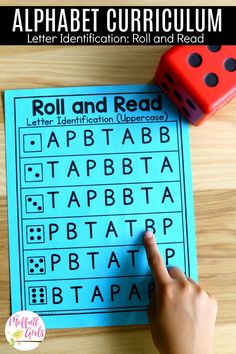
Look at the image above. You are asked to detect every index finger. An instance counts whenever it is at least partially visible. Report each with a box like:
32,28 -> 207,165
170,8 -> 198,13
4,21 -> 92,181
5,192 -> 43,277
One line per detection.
144,231 -> 171,286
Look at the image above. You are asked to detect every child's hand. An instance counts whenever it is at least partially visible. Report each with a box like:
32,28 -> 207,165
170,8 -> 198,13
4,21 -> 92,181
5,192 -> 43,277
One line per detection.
144,231 -> 217,354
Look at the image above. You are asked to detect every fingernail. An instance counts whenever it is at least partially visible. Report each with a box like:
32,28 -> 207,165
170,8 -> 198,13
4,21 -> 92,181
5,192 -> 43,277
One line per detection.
144,231 -> 154,239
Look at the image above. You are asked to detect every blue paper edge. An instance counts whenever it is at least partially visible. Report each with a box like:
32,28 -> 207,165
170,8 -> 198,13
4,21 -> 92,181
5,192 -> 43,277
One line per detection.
4,83 -> 160,97
4,90 -> 23,313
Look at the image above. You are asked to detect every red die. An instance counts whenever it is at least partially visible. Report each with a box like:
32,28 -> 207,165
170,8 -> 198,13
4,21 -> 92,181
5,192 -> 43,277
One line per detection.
155,45 -> 236,126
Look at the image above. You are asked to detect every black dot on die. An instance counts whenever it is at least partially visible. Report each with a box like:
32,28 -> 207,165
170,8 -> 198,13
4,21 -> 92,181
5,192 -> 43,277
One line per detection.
188,53 -> 202,68
28,197 -> 32,202
182,106 -> 190,117
32,288 -> 36,293
35,264 -> 39,268
39,258 -> 44,263
224,58 -> 236,72
32,294 -> 37,298
40,299 -> 44,303
37,236 -> 41,240
29,259 -> 34,263
186,98 -> 196,110
204,73 -> 219,87
40,288 -> 44,292
38,206 -> 42,211
161,82 -> 170,93
32,299 -> 36,303
30,268 -> 34,273
33,202 -> 37,206
40,268 -> 44,272
28,167 -> 32,172
30,228 -> 34,232
164,72 -> 175,85
40,293 -> 44,298
30,236 -> 34,241
35,173 -> 40,178
173,90 -> 183,101
30,141 -> 35,145
207,45 -> 221,52
37,228 -> 41,232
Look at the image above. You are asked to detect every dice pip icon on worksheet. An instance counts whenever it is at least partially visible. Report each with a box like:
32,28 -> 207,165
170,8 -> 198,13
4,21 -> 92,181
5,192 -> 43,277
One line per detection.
25,194 -> 44,213
23,133 -> 42,152
27,256 -> 46,275
28,286 -> 47,305
24,163 -> 43,182
26,225 -> 45,244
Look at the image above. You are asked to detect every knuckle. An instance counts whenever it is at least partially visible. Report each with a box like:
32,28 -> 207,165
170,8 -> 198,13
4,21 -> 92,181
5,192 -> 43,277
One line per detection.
197,286 -> 205,295
196,287 -> 210,299
181,281 -> 193,293
197,288 -> 217,309
185,280 -> 203,294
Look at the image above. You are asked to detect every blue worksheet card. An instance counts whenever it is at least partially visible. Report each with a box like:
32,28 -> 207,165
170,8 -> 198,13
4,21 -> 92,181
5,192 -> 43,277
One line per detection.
4,84 -> 197,329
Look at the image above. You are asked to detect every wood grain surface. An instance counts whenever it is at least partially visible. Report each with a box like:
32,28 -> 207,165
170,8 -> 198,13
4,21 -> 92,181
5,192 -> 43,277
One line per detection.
0,1 -> 236,353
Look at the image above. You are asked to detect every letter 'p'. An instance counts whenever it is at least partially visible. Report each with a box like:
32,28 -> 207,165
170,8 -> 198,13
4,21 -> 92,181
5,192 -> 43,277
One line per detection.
165,248 -> 175,266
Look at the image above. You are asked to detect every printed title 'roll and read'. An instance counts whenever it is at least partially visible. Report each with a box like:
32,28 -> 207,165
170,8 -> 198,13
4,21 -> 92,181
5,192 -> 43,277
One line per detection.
26,95 -> 167,126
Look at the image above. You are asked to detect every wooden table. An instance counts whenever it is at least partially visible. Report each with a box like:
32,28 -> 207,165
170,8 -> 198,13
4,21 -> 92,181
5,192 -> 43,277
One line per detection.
0,1 -> 236,353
